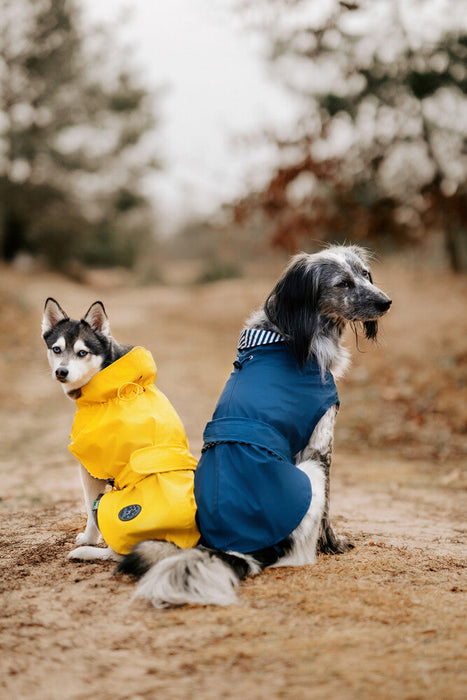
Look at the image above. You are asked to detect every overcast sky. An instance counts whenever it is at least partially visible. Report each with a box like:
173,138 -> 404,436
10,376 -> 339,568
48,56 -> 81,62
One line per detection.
82,0 -> 300,233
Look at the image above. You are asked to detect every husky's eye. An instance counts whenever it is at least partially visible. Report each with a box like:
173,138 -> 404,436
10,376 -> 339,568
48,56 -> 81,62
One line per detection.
361,269 -> 370,279
52,346 -> 61,354
336,280 -> 353,289
77,350 -> 88,358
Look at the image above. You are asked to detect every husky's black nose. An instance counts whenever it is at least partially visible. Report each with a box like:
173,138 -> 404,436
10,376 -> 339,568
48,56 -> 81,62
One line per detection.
55,367 -> 69,381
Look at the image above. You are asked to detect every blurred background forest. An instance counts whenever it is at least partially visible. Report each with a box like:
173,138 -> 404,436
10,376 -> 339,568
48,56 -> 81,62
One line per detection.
0,0 -> 466,278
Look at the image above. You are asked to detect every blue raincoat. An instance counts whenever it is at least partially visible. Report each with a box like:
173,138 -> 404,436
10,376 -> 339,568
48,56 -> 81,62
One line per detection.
194,330 -> 339,554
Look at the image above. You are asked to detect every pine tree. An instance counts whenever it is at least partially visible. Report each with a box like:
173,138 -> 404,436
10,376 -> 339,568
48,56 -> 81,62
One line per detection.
0,0 -> 160,270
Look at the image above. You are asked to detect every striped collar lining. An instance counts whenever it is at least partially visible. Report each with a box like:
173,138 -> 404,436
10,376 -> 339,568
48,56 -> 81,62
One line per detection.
238,328 -> 284,350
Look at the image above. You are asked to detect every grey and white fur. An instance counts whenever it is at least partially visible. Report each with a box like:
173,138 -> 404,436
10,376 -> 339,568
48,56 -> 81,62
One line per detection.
118,244 -> 392,607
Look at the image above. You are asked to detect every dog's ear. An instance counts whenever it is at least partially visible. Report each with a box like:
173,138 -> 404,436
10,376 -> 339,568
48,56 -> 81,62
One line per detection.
264,256 -> 320,367
42,298 -> 69,336
82,301 -> 111,337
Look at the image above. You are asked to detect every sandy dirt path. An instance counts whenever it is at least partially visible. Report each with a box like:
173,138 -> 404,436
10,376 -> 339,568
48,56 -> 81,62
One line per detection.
0,259 -> 465,699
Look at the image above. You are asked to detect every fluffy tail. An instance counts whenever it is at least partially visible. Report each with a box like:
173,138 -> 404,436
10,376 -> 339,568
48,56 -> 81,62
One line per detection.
117,540 -> 261,607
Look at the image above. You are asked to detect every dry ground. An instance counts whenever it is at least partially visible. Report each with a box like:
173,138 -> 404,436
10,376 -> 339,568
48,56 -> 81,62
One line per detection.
0,257 -> 466,700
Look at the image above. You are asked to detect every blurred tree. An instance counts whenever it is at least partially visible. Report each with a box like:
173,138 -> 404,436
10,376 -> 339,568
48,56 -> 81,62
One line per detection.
0,0 -> 160,271
235,0 -> 467,270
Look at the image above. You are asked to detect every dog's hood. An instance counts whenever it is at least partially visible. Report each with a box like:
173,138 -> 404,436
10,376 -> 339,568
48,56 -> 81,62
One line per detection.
75,346 -> 157,405
70,346 -> 197,481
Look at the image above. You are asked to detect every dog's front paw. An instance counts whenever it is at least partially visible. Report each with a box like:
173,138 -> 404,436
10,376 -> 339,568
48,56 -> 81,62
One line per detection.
69,545 -> 97,560
75,531 -> 101,546
318,523 -> 354,555
69,545 -> 120,562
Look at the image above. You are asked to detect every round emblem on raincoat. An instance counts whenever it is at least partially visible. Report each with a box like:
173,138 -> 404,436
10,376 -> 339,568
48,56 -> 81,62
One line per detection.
118,504 -> 142,521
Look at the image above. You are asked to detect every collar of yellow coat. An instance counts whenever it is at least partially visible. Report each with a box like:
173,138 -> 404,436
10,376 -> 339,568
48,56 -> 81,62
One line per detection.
76,346 -> 157,405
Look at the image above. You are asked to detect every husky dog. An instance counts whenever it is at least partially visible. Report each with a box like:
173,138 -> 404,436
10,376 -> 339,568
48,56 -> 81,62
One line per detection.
118,245 -> 392,607
42,298 -> 132,558
42,298 -> 199,561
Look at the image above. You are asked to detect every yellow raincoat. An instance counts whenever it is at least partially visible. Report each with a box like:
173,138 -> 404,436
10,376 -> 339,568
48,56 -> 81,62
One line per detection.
69,347 -> 200,555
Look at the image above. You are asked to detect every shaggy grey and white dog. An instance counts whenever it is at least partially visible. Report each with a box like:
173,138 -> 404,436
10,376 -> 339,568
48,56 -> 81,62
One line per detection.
118,245 -> 392,607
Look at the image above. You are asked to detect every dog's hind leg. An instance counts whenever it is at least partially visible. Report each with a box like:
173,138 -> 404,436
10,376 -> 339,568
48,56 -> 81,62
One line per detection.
274,458 -> 326,567
298,405 -> 354,555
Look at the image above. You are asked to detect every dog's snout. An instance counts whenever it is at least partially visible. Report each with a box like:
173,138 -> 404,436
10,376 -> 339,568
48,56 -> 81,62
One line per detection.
377,298 -> 392,312
55,367 -> 69,381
